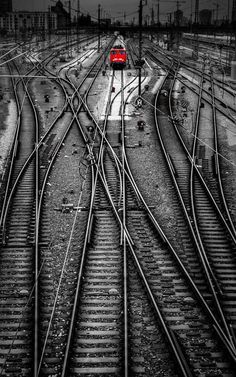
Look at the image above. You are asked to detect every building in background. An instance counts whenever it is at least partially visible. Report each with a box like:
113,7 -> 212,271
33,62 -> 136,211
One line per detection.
0,11 -> 57,33
0,0 -> 12,15
0,0 -> 71,34
174,9 -> 183,26
199,9 -> 212,25
51,0 -> 69,29
232,0 -> 236,24
173,9 -> 188,26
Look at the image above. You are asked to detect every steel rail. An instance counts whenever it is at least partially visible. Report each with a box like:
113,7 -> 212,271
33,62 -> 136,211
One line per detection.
33,39 -> 236,373
60,71 -> 193,376
87,56 -> 236,365
99,69 -> 129,375
152,59 -> 236,359
0,54 -> 40,376
184,61 -> 235,346
146,49 -> 236,125
208,58 -> 236,239
147,50 -> 236,245
68,53 -> 236,368
70,61 -> 236,369
119,67 -> 193,376
75,66 -> 194,376
120,69 -> 129,377
59,71 -> 124,376
0,43 -> 75,376
155,43 -> 235,99
0,59 -> 39,238
53,44 -> 144,375
0,61 -> 22,225
35,37 -> 118,375
2,35 -> 114,218
153,61 -> 224,289
99,71 -> 124,211
0,43 -> 68,236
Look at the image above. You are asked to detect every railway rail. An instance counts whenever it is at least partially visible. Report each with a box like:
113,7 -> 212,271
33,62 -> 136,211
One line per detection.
0,33 -> 236,376
0,35 -> 112,375
146,46 -> 236,368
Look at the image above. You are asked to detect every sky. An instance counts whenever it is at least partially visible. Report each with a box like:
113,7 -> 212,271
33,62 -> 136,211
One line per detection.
12,0 -> 233,23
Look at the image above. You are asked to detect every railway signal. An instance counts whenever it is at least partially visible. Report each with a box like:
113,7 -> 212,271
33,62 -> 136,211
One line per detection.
135,96 -> 143,107
135,59 -> 145,69
137,119 -> 145,129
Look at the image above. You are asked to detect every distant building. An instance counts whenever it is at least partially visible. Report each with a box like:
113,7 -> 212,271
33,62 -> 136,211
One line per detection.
174,9 -> 183,26
0,0 -> 12,15
199,9 -> 212,25
0,0 -> 70,34
232,0 -> 236,24
78,13 -> 92,26
0,11 -> 57,33
101,18 -> 111,27
51,0 -> 69,29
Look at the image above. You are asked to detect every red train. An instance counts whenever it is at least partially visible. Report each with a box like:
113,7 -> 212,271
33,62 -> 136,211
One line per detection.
110,45 -> 127,69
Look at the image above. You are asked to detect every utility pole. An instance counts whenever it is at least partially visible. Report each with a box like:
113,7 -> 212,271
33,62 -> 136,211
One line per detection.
216,3 -> 219,24
69,0 -> 71,56
194,0 -> 199,23
151,6 -> 154,25
166,12 -> 173,50
189,0 -> 193,31
213,2 -> 219,24
48,6 -> 51,44
98,4 -> 101,52
233,0 -> 236,24
167,12 -> 172,24
175,1 -> 186,52
194,0 -> 199,59
227,0 -> 230,22
65,0 -> 71,57
77,0 -> 80,50
233,0 -> 236,60
138,0 -> 143,96
157,0 -> 160,24
137,0 -> 148,97
14,14 -> 17,43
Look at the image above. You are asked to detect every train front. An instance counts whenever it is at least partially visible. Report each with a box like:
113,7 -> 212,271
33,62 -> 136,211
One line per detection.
110,37 -> 127,69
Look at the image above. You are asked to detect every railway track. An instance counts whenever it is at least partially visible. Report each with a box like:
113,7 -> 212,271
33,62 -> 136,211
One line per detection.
0,36 -> 111,375
60,61 -> 236,373
1,34 -> 236,376
36,37 -> 125,376
0,52 -> 39,376
146,48 -> 236,364
145,47 -> 236,121
101,65 -> 236,375
146,47 -> 236,233
56,67 -> 191,376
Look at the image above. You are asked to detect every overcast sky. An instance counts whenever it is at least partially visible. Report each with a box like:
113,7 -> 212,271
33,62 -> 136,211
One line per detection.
12,0 -> 232,22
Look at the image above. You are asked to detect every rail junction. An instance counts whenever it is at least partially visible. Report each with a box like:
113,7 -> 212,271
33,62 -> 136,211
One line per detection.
0,30 -> 236,377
